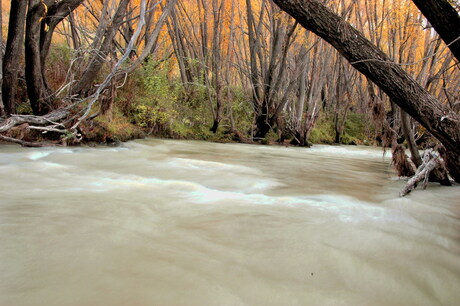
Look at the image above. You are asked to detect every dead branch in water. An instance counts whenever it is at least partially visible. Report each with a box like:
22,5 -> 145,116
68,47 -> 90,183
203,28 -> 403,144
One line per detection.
400,149 -> 447,196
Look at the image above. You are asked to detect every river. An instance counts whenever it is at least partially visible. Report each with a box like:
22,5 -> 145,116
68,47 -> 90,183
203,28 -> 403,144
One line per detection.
1,139 -> 459,305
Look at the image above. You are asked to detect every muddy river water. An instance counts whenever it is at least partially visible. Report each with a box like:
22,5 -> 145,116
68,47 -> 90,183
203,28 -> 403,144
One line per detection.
1,139 -> 459,305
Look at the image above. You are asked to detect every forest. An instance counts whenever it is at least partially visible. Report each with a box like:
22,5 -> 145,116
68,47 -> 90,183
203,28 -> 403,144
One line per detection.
1,1 -> 460,304
0,0 -> 459,189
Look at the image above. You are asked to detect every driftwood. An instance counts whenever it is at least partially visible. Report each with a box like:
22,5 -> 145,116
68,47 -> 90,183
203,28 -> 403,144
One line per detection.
0,110 -> 71,146
0,135 -> 59,147
400,149 -> 446,196
0,110 -> 69,133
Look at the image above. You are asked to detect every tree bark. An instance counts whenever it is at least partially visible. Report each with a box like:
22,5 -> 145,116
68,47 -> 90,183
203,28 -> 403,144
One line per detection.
439,146 -> 460,184
2,0 -> 28,115
25,0 -> 52,115
0,0 -> 3,117
400,108 -> 422,167
411,0 -> 460,62
272,0 -> 460,182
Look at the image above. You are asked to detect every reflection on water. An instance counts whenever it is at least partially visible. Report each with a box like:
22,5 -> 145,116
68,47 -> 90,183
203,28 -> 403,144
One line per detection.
0,139 -> 459,305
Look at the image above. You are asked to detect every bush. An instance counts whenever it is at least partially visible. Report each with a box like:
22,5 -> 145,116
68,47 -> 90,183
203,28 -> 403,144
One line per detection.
308,115 -> 335,144
81,109 -> 144,144
128,59 -> 232,140
342,112 -> 367,145
45,44 -> 73,90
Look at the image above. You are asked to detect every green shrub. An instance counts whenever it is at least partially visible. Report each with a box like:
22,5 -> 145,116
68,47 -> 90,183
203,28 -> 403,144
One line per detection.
127,59 -> 215,139
342,112 -> 367,145
82,109 -> 144,143
308,115 -> 335,144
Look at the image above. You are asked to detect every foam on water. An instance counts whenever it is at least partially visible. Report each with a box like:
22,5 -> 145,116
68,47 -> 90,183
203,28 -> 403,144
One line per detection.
309,144 -> 391,159
27,148 -> 75,160
78,170 -> 403,226
27,151 -> 54,160
168,157 -> 260,173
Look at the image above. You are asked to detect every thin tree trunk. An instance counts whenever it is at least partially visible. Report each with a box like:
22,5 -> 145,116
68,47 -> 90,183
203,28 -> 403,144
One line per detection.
68,11 -> 81,51
400,108 -> 422,167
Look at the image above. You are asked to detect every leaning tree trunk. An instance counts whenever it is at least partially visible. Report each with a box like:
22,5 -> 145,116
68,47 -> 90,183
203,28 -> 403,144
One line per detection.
2,0 -> 28,115
272,0 -> 460,182
411,0 -> 460,62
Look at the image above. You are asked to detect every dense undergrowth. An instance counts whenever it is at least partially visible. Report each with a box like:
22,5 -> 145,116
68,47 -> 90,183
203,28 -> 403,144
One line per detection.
11,46 -> 373,147
98,59 -> 372,146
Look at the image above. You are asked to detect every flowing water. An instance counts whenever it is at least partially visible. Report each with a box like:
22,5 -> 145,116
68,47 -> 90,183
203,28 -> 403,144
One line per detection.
0,139 -> 459,305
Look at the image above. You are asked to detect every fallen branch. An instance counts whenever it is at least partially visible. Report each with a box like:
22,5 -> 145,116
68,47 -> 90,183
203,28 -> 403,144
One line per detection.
0,110 -> 69,133
28,126 -> 69,134
400,149 -> 443,196
0,135 -> 60,147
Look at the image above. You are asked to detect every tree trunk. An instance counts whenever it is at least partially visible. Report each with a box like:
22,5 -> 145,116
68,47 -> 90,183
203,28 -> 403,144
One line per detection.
439,146 -> 460,184
25,0 -> 52,115
400,108 -> 422,167
2,0 -> 28,115
210,119 -> 219,134
254,102 -> 272,139
334,113 -> 342,144
0,0 -> 4,116
272,0 -> 460,182
411,0 -> 460,62
392,144 -> 416,177
70,0 -> 130,97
